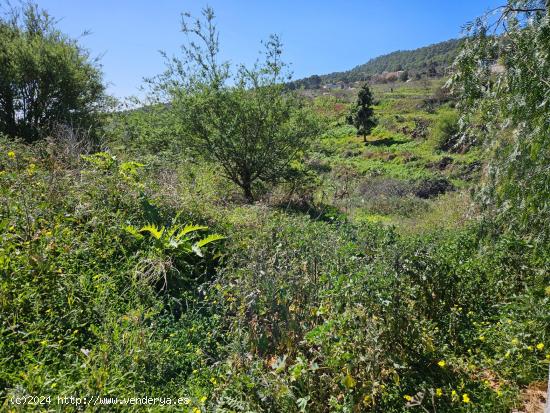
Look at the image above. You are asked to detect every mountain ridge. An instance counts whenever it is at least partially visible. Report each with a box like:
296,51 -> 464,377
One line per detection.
290,38 -> 463,89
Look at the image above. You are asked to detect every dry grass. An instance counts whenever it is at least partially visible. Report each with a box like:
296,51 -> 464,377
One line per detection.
513,381 -> 547,413
395,190 -> 475,235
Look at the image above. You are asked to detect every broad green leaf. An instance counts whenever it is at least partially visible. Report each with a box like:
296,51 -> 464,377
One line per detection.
123,225 -> 144,240
177,225 -> 208,239
139,223 -> 164,239
195,233 -> 225,248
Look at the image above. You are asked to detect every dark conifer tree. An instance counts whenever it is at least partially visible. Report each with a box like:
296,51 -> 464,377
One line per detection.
348,83 -> 376,142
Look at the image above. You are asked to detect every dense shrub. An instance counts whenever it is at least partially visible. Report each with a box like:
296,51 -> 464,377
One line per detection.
0,3 -> 105,142
432,110 -> 460,151
451,0 -> 550,249
320,124 -> 357,140
105,105 -> 186,162
414,177 -> 454,199
208,213 -> 548,412
0,139 -> 223,411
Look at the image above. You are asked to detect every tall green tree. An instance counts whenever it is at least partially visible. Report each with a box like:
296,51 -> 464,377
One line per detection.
153,7 -> 317,202
348,83 -> 376,142
451,0 -> 550,246
0,3 -> 105,142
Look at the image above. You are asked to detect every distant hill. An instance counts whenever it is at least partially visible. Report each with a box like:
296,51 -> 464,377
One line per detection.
290,38 -> 463,89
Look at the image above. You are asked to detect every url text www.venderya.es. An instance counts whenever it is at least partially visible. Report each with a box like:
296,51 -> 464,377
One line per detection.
9,395 -> 192,406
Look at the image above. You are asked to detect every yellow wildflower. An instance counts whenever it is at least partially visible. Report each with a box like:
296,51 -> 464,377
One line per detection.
478,335 -> 485,341
193,408 -> 200,413
209,377 -> 217,385
511,338 -> 519,345
7,151 -> 15,158
462,394 -> 471,403
199,396 -> 207,403
403,395 -> 413,402
436,388 -> 443,397
437,360 -> 446,367
536,342 -> 544,351
363,394 -> 372,406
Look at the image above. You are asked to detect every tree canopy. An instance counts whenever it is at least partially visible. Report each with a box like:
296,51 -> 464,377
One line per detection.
0,3 -> 105,142
153,7 -> 317,202
348,83 -> 376,141
451,0 -> 550,246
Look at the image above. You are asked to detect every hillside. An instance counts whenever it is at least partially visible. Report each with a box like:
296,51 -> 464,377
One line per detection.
2,2 -> 549,413
291,38 -> 463,89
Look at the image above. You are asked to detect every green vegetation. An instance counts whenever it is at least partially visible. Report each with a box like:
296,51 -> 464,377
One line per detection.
347,83 -> 376,142
451,0 -> 550,249
432,110 -> 460,151
291,39 -> 462,89
0,3 -> 106,142
150,8 -> 317,203
1,2 -> 549,412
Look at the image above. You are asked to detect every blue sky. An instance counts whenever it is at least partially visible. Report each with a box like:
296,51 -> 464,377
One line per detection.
32,0 -> 502,99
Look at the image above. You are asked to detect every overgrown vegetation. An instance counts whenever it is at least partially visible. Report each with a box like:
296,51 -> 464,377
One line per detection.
451,0 -> 550,249
1,2 -> 549,412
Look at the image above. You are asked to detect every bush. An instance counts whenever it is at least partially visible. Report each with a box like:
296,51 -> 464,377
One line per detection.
432,110 -> 460,151
209,216 -> 549,412
0,3 -> 106,142
0,139 -> 224,408
320,124 -> 357,140
414,177 -> 454,199
105,104 -> 186,163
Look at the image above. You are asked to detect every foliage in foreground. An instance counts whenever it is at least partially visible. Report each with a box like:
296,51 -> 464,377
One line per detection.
0,138 -> 224,411
451,0 -> 550,248
210,214 -> 548,412
1,138 -> 548,412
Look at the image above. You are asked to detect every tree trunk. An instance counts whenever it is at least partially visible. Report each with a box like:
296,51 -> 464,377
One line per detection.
243,183 -> 254,203
240,170 -> 254,203
1,93 -> 17,137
